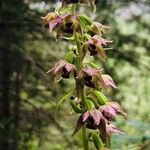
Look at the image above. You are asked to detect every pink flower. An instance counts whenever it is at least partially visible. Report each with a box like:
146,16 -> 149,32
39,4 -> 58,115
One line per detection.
91,22 -> 110,36
73,109 -> 106,136
47,60 -> 76,82
99,102 -> 127,121
41,12 -> 58,27
82,35 -> 112,61
82,109 -> 104,129
77,66 -> 104,88
91,35 -> 112,46
42,13 -> 82,36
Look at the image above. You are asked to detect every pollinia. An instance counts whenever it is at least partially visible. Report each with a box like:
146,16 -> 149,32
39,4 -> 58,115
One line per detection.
42,0 -> 127,149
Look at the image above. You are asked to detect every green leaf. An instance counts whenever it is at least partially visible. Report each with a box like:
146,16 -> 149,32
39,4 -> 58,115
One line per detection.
92,90 -> 108,105
91,131 -> 104,150
70,101 -> 83,114
56,88 -> 75,111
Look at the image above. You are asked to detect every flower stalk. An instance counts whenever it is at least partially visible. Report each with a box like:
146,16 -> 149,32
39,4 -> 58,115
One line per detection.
74,30 -> 89,149
43,1 -> 127,149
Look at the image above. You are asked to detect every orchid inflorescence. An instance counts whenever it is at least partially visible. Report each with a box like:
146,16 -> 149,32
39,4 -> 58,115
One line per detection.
43,0 -> 127,149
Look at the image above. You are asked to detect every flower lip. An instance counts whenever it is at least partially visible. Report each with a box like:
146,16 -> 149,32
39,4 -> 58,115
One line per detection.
63,22 -> 74,33
89,44 -> 97,55
86,117 -> 97,129
62,66 -> 70,78
84,75 -> 92,82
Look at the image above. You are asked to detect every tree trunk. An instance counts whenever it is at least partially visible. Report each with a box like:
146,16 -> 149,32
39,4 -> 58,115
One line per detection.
0,47 -> 12,150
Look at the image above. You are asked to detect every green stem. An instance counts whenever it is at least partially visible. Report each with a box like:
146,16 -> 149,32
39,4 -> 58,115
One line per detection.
74,32 -> 89,150
82,125 -> 89,150
71,4 -> 76,14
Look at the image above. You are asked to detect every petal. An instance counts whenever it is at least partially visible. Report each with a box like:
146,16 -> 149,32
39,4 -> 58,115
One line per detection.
90,109 -> 103,125
82,111 -> 90,122
49,20 -> 58,33
97,37 -> 113,46
47,60 -> 66,75
97,118 -> 107,144
54,72 -> 62,83
96,43 -> 107,61
106,124 -> 125,135
91,22 -> 110,35
46,60 -> 69,82
65,63 -> 76,72
109,102 -> 127,119
102,74 -> 117,89
48,17 -> 63,33
72,115 -> 84,136
82,67 -> 100,77
41,12 -> 58,26
100,105 -> 117,120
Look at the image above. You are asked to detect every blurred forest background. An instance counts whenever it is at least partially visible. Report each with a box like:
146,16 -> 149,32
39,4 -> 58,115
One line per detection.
0,0 -> 150,150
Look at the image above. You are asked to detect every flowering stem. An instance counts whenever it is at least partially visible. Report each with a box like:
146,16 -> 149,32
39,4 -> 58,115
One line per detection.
74,32 -> 89,150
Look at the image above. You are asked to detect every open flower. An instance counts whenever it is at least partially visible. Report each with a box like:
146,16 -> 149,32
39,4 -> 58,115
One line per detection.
61,14 -> 82,34
47,60 -> 76,82
77,66 -> 104,88
82,35 -> 112,61
73,109 -> 108,143
101,74 -> 117,89
90,22 -> 110,36
82,109 -> 104,129
99,102 -> 127,121
73,109 -> 106,132
42,13 -> 82,36
41,12 -> 58,27
42,13 -> 67,33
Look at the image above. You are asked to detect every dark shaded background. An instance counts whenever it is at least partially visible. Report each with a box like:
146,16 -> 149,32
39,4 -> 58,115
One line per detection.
0,0 -> 149,149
